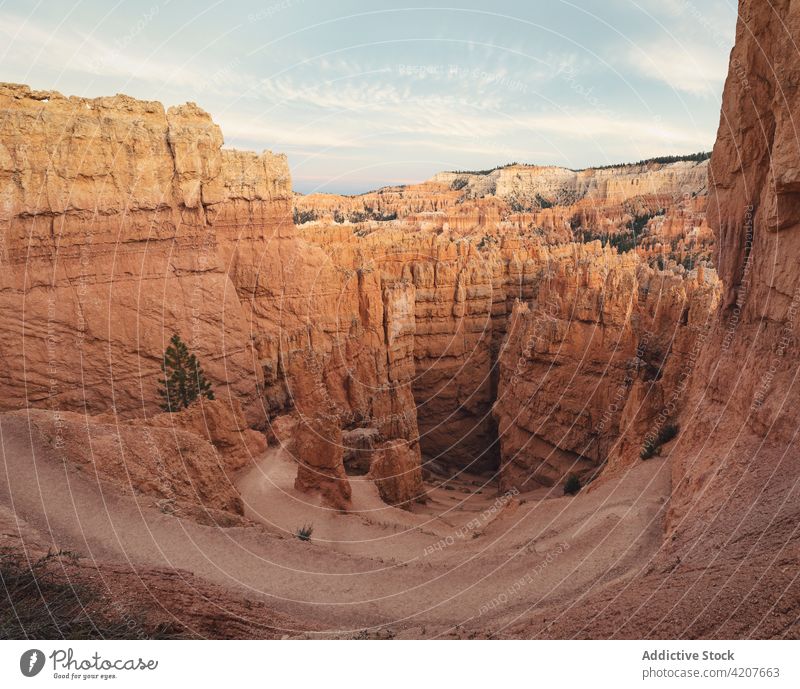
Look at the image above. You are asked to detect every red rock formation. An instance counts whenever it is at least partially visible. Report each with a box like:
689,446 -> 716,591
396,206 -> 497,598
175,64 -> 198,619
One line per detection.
0,84 -> 281,420
287,354 -> 352,510
502,0 -> 800,637
368,439 -> 425,507
300,210 -> 719,487
132,398 -> 267,470
669,0 -> 800,538
0,83 -> 422,507
492,244 -> 719,490
295,159 -> 709,234
14,408 -> 244,521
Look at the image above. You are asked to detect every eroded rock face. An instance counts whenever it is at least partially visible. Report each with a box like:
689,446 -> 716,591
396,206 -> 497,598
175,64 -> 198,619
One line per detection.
287,355 -> 352,510
0,80 -> 719,505
14,409 -> 244,521
297,224 -> 540,473
0,83 -> 286,421
0,83 -> 421,507
432,160 -> 709,206
300,213 -> 719,487
130,398 -> 267,470
667,0 -> 800,545
493,245 -> 720,490
506,0 -> 800,637
368,439 -> 426,507
294,159 -> 709,241
295,154 -> 715,483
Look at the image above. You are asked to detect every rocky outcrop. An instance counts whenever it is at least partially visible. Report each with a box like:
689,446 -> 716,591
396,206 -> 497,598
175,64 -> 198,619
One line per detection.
0,82 -> 422,508
432,159 -> 708,206
300,216 -> 719,487
500,0 -> 800,638
368,439 -> 425,507
0,83 -> 286,421
15,408 -> 245,521
129,398 -> 267,470
3,0 -> 800,640
296,159 -> 708,237
667,0 -> 800,541
296,224 -> 543,473
287,355 -> 352,510
493,244 -> 719,490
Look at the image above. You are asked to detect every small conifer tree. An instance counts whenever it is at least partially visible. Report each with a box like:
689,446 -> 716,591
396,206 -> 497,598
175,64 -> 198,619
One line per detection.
158,333 -> 214,412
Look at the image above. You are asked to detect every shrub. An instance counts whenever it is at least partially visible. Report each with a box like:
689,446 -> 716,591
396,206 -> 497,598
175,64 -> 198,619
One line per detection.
292,208 -> 318,225
640,442 -> 657,460
158,334 -> 214,412
608,230 -> 637,253
348,210 -> 367,223
563,473 -> 581,496
640,423 -> 679,459
628,213 -> 653,235
659,423 -> 679,444
450,177 -> 468,191
296,524 -> 314,542
508,195 -> 532,213
0,548 -> 183,639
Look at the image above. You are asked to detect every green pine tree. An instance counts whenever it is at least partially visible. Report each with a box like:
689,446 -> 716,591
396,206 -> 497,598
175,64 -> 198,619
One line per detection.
158,333 -> 215,412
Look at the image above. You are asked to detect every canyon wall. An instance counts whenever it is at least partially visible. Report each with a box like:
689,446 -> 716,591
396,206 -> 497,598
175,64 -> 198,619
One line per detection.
493,245 -> 719,490
295,160 -> 709,241
667,0 -> 800,544
0,85 -> 275,419
507,0 -> 800,637
0,83 -> 423,508
298,161 -> 718,486
297,224 -> 550,473
432,159 -> 708,206
0,81 -> 720,505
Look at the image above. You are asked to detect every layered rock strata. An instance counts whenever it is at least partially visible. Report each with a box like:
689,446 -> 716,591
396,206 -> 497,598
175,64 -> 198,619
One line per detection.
0,81 -> 719,505
0,83 -> 421,507
668,0 -> 800,540
493,245 -> 719,490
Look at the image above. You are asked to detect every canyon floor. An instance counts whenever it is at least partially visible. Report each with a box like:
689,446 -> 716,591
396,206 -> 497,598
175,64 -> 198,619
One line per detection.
0,411 -> 671,638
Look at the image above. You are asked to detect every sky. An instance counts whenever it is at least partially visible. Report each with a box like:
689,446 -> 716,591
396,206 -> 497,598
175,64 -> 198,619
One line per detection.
0,0 -> 739,194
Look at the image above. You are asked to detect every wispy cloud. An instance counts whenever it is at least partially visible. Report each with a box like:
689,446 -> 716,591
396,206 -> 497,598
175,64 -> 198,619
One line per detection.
627,39 -> 729,96
0,2 -> 733,193
0,11 -> 206,88
219,115 -> 369,150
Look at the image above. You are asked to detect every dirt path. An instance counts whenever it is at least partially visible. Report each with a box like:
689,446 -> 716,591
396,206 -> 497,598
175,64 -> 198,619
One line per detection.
0,413 -> 670,636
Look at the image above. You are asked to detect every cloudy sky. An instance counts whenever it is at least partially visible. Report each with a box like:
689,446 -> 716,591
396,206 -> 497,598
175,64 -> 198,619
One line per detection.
1,0 -> 738,194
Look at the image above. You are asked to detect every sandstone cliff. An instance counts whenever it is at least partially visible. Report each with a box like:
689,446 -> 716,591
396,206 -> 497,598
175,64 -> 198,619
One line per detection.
0,81 -> 719,509
432,158 -> 708,206
667,0 -> 800,544
0,84 -> 284,420
298,168 -> 718,486
0,83 -> 422,508
493,245 -> 719,490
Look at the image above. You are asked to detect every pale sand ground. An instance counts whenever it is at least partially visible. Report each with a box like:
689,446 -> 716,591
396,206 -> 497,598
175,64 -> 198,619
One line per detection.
0,414 -> 670,636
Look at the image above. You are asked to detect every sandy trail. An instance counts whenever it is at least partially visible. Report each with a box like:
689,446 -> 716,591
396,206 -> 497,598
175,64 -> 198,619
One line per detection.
0,413 -> 670,634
